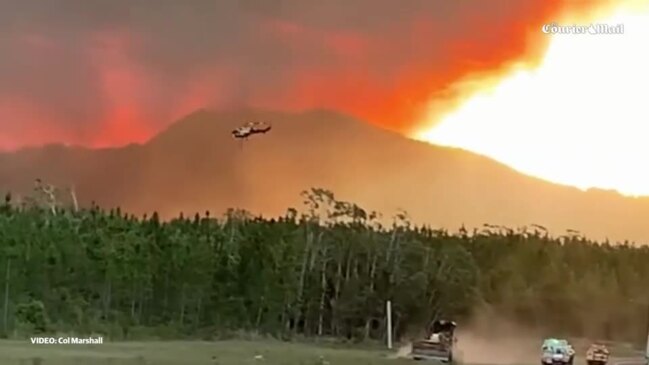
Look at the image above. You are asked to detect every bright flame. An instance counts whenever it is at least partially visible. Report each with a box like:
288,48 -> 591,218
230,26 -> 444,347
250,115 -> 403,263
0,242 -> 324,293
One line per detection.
416,0 -> 649,197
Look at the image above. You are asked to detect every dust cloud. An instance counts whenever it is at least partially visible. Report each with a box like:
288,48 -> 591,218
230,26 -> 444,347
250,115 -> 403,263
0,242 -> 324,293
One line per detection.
393,343 -> 412,359
391,309 -> 543,364
456,309 -> 542,364
456,330 -> 540,364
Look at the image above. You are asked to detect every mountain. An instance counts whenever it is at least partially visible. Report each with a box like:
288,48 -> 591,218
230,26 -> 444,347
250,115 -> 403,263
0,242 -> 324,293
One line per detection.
1,108 -> 648,243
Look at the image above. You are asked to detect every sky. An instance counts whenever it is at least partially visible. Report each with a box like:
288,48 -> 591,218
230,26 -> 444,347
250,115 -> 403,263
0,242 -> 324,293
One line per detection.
2,0 -> 646,196
0,0 -> 594,149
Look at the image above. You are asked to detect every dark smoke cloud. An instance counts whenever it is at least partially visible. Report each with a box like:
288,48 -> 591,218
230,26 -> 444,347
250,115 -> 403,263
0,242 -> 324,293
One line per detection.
0,0 -> 599,149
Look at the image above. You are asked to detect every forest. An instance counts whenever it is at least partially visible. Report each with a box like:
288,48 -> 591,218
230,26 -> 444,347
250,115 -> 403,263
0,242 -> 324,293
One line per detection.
0,186 -> 648,345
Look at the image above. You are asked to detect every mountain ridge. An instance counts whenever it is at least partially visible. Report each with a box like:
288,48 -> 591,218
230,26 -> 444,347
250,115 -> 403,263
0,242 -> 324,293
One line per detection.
1,108 -> 647,243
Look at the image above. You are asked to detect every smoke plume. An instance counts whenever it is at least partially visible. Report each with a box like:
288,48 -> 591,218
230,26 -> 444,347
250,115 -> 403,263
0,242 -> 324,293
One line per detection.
0,0 -> 607,149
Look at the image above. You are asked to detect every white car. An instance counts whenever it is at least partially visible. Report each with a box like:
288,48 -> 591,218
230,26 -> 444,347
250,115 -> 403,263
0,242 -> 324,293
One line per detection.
542,350 -> 571,365
542,339 -> 574,365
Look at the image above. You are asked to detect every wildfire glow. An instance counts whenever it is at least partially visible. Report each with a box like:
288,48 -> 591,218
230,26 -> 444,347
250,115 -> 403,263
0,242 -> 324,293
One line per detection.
416,0 -> 649,197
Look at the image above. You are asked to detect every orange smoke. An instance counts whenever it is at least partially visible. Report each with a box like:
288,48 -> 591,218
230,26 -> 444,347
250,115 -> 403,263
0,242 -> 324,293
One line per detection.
0,0 -> 607,149
243,1 -> 569,134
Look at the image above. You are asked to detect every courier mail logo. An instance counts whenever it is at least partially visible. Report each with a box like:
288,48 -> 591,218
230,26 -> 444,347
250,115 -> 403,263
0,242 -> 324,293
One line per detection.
541,22 -> 624,35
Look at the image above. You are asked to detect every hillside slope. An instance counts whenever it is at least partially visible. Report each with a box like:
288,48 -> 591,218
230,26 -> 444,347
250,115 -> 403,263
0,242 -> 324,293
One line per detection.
1,108 -> 648,242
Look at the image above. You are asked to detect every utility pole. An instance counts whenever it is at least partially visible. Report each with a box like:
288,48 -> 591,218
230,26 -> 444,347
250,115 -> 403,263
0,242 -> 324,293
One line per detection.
386,300 -> 393,350
645,301 -> 649,363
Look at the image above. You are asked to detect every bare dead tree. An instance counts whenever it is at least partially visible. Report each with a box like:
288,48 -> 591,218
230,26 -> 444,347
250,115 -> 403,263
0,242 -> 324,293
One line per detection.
68,185 -> 79,212
34,178 -> 57,215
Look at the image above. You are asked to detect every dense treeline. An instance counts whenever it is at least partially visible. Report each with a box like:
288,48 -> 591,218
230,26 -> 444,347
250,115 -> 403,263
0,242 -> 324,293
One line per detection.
1,187 -> 649,344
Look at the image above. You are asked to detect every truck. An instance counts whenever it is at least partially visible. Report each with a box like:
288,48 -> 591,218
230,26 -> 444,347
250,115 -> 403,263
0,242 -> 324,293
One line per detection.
542,338 -> 574,365
586,343 -> 609,365
410,320 -> 457,362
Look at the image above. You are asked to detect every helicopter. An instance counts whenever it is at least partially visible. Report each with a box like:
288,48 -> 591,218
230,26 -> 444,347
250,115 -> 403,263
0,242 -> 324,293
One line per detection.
231,121 -> 271,140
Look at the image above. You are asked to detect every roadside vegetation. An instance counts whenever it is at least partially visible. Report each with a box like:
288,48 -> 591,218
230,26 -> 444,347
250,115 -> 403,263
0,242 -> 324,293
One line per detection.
1,187 -> 648,345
